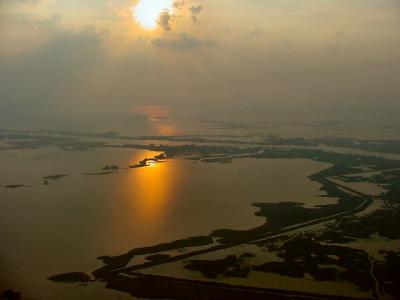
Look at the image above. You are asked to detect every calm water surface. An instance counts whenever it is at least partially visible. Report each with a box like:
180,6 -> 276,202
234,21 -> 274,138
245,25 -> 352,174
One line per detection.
0,147 -> 332,299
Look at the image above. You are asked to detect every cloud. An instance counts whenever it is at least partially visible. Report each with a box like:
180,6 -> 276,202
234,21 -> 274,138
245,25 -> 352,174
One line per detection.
0,19 -> 106,107
173,0 -> 185,9
152,33 -> 216,51
158,0 -> 203,31
0,13 -> 63,56
157,9 -> 172,31
190,5 -> 202,15
2,0 -> 400,132
249,28 -> 264,37
190,5 -> 202,22
151,1 -> 204,31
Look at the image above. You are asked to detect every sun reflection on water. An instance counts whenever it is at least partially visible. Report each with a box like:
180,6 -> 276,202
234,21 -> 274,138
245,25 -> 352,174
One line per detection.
123,153 -> 179,232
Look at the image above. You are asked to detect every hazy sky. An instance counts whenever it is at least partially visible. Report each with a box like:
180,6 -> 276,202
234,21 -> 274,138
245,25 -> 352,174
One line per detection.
1,0 -> 399,132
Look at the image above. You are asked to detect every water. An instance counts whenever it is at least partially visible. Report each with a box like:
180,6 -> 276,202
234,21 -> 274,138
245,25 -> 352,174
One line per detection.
0,146 -> 331,299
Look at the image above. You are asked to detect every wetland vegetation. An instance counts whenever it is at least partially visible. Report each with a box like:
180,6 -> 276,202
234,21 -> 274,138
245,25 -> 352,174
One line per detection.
1,131 -> 399,300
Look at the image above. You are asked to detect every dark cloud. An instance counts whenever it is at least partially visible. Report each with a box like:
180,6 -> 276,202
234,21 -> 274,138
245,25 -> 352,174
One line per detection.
155,1 -> 203,29
190,5 -> 202,23
190,5 -> 202,15
158,10 -> 172,31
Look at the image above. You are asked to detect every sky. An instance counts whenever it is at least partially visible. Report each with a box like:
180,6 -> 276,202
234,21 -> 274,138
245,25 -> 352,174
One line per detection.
0,0 -> 399,134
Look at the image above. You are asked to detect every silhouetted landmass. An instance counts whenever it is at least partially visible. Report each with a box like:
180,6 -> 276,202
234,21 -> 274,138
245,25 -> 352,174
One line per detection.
339,169 -> 400,205
264,136 -> 400,155
154,153 -> 166,160
48,272 -> 91,283
253,148 -> 400,177
138,144 -> 260,158
375,251 -> 400,297
84,171 -> 114,176
252,227 -> 400,298
315,230 -> 356,244
2,129 -> 400,155
102,165 -> 119,171
129,158 -> 155,168
253,236 -> 373,291
146,254 -> 171,262
42,174 -> 68,181
101,273 -> 365,300
184,254 -> 251,279
39,135 -> 400,299
94,236 -> 213,278
4,185 -> 25,189
1,289 -> 21,300
211,180 -> 365,244
337,209 -> 400,239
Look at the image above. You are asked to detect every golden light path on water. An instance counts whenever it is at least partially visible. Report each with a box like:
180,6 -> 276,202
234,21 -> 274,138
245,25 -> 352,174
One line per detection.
120,150 -> 180,234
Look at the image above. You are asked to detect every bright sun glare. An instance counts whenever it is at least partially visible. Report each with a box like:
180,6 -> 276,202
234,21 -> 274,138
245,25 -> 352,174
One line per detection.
132,0 -> 173,30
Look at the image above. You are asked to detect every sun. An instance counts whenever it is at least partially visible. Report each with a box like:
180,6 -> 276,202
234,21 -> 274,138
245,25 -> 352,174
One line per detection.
132,0 -> 174,30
